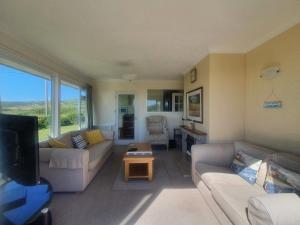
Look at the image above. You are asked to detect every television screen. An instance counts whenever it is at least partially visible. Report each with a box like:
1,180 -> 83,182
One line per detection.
0,114 -> 40,185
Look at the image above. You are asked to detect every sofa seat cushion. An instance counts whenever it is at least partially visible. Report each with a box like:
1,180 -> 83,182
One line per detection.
211,184 -> 267,225
147,133 -> 168,142
88,140 -> 113,170
196,162 -> 250,190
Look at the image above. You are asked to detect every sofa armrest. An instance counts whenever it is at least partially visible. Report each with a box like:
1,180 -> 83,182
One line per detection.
191,143 -> 234,168
39,148 -> 54,162
248,193 -> 300,225
163,127 -> 169,138
48,148 -> 89,169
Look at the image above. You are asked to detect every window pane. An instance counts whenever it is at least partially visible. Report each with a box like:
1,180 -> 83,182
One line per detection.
80,89 -> 88,129
0,64 -> 52,141
60,83 -> 80,134
147,90 -> 183,112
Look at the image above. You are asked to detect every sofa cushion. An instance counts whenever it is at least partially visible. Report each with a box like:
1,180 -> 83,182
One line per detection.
264,161 -> 300,194
234,141 -> 275,187
212,184 -> 266,225
248,193 -> 300,225
147,133 -> 168,142
88,140 -> 113,162
234,141 -> 274,159
271,152 -> 300,174
48,137 -> 68,148
196,162 -> 250,190
231,151 -> 262,184
88,140 -> 113,170
86,129 -> 105,145
56,132 -> 73,148
71,134 -> 88,149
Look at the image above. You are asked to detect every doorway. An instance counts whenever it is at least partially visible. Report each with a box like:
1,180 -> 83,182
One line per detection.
116,93 -> 136,144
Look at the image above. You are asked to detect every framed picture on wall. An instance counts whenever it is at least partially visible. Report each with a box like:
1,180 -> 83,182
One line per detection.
186,87 -> 203,123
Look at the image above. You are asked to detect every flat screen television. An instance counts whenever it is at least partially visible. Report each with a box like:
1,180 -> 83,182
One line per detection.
0,114 -> 40,186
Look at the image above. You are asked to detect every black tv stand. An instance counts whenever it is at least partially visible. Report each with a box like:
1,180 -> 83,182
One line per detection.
0,178 -> 53,225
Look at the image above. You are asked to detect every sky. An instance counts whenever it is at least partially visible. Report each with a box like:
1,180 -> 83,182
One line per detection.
0,64 -> 79,101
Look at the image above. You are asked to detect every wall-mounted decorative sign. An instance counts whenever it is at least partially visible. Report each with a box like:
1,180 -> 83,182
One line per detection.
186,87 -> 203,123
190,67 -> 197,83
260,64 -> 282,109
263,101 -> 282,109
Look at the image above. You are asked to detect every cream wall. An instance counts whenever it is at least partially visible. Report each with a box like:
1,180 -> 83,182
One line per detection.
209,54 -> 245,143
94,80 -> 184,142
184,54 -> 245,143
245,23 -> 300,153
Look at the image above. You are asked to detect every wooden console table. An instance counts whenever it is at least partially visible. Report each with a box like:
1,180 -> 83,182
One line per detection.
180,125 -> 207,157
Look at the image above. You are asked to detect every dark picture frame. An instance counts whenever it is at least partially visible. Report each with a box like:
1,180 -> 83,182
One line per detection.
186,87 -> 203,123
190,67 -> 197,83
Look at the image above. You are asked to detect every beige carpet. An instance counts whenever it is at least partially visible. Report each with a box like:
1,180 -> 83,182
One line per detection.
50,146 -> 220,225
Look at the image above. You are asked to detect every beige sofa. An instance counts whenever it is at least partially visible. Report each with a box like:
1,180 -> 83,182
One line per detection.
39,129 -> 114,192
192,141 -> 300,225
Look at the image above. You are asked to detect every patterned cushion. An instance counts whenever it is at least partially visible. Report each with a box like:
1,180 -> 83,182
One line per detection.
71,134 -> 88,149
231,151 -> 262,184
264,161 -> 300,194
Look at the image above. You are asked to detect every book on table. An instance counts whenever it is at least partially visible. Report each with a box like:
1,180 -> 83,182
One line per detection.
126,151 -> 152,156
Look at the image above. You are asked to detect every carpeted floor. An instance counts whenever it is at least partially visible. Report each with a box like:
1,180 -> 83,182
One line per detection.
50,146 -> 220,225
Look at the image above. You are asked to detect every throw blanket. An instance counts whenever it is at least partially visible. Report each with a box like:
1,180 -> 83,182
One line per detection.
49,149 -> 86,169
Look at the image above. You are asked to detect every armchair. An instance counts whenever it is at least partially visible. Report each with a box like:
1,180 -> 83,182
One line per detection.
145,115 -> 169,151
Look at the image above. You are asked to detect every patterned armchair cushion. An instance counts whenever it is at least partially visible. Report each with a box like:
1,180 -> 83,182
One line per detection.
146,116 -> 167,135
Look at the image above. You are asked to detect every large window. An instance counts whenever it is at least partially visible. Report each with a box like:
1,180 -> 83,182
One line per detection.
60,83 -> 88,134
0,64 -> 52,141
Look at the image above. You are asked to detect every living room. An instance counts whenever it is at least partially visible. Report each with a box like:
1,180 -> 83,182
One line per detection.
0,1 -> 300,225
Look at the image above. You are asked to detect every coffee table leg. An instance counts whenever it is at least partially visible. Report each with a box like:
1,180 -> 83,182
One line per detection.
148,162 -> 153,181
124,162 -> 129,182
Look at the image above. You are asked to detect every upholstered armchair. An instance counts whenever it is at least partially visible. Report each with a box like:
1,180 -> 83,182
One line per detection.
146,115 -> 169,151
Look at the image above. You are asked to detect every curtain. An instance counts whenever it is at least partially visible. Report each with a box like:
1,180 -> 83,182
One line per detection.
86,85 -> 94,129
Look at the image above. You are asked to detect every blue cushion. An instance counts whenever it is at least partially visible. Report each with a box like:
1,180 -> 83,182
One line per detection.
231,151 -> 262,184
264,161 -> 300,194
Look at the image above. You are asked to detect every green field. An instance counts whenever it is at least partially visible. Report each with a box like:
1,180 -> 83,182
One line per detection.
1,100 -> 86,142
38,124 -> 78,141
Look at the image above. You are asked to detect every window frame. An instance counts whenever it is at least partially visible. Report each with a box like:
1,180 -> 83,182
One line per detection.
0,62 -> 54,141
146,89 -> 184,113
0,59 -> 90,140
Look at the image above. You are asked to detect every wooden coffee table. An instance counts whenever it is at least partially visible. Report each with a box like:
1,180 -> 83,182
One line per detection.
123,143 -> 154,181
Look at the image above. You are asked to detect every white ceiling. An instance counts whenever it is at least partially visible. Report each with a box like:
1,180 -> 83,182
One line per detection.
0,0 -> 300,80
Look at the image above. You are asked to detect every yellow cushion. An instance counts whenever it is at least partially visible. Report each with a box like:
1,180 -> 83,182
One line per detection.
48,137 -> 68,148
85,129 -> 104,145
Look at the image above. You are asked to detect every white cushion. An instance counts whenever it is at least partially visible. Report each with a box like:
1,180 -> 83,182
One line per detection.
248,193 -> 300,225
196,162 -> 250,190
211,184 -> 266,225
